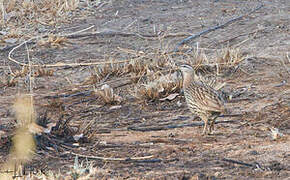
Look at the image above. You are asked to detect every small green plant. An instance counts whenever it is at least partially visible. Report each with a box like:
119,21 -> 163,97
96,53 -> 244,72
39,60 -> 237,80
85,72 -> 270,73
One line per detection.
69,155 -> 93,180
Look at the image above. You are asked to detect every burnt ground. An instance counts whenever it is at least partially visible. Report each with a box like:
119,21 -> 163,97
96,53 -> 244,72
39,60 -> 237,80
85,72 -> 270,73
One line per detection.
0,0 -> 289,179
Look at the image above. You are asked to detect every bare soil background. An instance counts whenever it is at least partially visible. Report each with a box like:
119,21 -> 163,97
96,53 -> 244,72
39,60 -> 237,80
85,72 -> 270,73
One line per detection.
0,0 -> 289,179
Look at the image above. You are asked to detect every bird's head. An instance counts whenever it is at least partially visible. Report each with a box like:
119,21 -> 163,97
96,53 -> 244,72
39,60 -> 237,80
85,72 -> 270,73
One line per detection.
179,64 -> 194,75
179,64 -> 195,89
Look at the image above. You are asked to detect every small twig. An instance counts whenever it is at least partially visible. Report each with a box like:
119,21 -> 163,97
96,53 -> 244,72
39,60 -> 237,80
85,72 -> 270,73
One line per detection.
221,158 -> 269,171
216,29 -> 262,47
219,113 -> 243,117
25,42 -> 33,94
8,36 -> 42,66
44,90 -> 92,99
222,158 -> 255,167
60,25 -> 94,37
65,29 -> 155,39
70,152 -> 158,162
174,3 -> 264,52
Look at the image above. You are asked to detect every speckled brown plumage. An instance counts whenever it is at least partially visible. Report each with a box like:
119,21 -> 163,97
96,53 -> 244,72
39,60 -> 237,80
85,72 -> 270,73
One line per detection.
180,64 -> 226,135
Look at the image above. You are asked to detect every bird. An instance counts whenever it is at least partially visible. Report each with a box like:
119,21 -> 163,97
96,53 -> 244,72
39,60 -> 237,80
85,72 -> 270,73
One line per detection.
179,64 -> 227,135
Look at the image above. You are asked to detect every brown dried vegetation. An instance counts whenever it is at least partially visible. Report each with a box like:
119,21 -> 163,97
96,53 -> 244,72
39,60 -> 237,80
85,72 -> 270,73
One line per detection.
94,84 -> 122,104
37,35 -> 69,48
1,0 -> 80,27
216,47 -> 246,74
1,1 -> 289,179
34,68 -> 54,77
133,71 -> 182,101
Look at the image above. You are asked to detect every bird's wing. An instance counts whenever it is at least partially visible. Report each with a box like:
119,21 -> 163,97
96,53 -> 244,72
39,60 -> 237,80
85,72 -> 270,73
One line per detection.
188,84 -> 225,113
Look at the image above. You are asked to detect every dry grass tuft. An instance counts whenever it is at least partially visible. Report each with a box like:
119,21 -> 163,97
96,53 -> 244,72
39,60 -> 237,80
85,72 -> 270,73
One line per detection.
0,66 -> 54,88
127,58 -> 155,84
34,67 -> 54,77
216,47 -> 246,74
12,66 -> 29,78
95,84 -> 122,104
188,50 -> 211,74
1,0 -> 80,27
92,55 -> 171,84
0,75 -> 18,87
180,49 -> 214,75
93,60 -> 128,83
37,35 -> 69,48
133,71 -> 182,101
127,58 -> 148,74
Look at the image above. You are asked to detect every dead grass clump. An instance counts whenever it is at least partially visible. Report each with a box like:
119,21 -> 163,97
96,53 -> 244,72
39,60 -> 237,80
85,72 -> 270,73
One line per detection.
0,66 -> 27,87
1,75 -> 18,87
37,35 -> 70,48
94,60 -> 128,82
1,0 -> 80,27
180,49 -> 215,76
127,58 -> 148,74
94,84 -> 122,104
0,66 -> 54,87
133,71 -> 182,101
12,66 -> 29,78
91,50 -> 173,85
145,50 -> 172,70
128,53 -> 174,84
216,47 -> 246,74
34,67 -> 54,77
0,28 -> 23,44
93,57 -> 161,84
127,58 -> 158,83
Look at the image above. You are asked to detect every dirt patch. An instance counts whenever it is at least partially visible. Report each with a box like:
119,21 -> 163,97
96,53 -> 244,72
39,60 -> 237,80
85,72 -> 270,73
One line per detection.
0,0 -> 289,179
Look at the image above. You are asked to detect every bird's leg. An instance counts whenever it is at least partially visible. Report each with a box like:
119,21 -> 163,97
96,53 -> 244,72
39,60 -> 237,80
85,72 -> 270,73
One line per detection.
201,115 -> 209,135
208,119 -> 214,134
209,116 -> 218,134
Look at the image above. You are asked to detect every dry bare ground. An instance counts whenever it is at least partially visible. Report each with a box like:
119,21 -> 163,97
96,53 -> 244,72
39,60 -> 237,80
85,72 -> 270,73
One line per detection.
0,0 -> 289,179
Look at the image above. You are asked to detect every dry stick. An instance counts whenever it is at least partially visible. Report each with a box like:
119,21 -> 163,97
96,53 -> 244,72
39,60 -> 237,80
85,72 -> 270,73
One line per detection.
216,29 -> 261,47
221,158 -> 269,171
59,25 -> 95,37
222,158 -> 255,167
66,30 -> 192,40
64,29 -> 150,39
174,3 -> 264,52
69,152 -> 159,162
25,42 -> 33,94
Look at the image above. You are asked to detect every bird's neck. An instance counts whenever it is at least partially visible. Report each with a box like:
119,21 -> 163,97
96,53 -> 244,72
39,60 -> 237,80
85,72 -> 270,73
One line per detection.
183,71 -> 194,89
